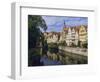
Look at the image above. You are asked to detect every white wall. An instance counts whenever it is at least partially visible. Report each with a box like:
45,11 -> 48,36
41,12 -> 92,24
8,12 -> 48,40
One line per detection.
0,0 -> 100,81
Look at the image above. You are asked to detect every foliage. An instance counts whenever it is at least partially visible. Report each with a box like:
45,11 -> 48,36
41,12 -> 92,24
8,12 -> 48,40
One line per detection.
28,15 -> 47,31
82,42 -> 88,48
28,48 -> 42,66
28,15 -> 47,49
77,41 -> 81,47
70,43 -> 76,47
59,41 -> 67,46
28,15 -> 47,66
42,40 -> 48,55
48,43 -> 59,54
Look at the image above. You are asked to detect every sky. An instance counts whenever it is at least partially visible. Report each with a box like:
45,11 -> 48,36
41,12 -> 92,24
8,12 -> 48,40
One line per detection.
41,15 -> 88,32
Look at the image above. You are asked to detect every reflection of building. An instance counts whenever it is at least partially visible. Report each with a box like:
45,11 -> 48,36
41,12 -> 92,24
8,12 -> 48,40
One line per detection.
43,22 -> 87,47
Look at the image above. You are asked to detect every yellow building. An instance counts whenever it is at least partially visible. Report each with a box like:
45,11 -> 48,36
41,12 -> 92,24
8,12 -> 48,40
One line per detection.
78,25 -> 87,47
43,32 -> 60,43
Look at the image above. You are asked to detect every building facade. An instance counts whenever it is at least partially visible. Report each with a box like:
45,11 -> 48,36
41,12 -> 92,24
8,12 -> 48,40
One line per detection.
43,32 -> 60,43
43,23 -> 87,48
65,27 -> 79,46
78,25 -> 87,47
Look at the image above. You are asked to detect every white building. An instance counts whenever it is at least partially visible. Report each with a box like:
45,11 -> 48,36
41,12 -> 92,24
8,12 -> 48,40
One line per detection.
43,21 -> 87,47
63,27 -> 79,46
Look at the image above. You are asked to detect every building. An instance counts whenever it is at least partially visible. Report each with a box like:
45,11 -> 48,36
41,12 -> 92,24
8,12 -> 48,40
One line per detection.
65,27 -> 79,46
78,25 -> 87,47
60,21 -> 87,47
43,32 -> 60,43
43,22 -> 87,48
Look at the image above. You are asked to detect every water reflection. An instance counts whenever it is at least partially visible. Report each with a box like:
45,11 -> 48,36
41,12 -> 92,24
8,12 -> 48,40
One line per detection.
40,50 -> 87,66
28,47 -> 87,66
40,55 -> 62,65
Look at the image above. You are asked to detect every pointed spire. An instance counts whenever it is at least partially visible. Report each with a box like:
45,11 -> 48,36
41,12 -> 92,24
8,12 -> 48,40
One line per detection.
64,20 -> 66,27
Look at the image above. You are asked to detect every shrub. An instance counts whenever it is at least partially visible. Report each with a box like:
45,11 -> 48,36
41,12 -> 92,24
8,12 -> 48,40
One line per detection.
59,41 -> 67,46
48,43 -> 59,54
82,43 -> 88,48
70,43 -> 76,47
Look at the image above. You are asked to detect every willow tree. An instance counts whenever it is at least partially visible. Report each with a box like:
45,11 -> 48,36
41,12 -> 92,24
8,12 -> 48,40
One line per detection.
28,15 -> 47,49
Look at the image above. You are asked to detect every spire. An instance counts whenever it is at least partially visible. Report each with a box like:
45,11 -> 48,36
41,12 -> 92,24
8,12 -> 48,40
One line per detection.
64,20 -> 66,27
63,20 -> 68,31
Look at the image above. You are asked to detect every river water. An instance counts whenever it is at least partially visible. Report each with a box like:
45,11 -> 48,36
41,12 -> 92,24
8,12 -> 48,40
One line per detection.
40,55 -> 62,65
40,50 -> 88,65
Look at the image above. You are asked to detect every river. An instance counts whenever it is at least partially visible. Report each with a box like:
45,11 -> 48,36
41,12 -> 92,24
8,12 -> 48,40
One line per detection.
40,49 -> 88,66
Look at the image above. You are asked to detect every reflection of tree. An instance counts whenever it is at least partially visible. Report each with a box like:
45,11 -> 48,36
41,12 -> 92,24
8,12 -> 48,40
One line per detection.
28,15 -> 47,49
48,43 -> 59,54
42,40 -> 48,55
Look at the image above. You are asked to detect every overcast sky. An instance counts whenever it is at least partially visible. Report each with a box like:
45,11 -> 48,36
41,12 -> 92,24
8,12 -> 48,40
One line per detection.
41,15 -> 88,32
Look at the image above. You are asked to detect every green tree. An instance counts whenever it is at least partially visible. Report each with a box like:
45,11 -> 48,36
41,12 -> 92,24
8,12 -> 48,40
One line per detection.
28,15 -> 47,49
28,15 -> 47,66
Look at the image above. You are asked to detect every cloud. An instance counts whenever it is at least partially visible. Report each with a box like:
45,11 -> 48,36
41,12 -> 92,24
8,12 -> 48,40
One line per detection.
42,16 -> 57,26
42,16 -> 87,32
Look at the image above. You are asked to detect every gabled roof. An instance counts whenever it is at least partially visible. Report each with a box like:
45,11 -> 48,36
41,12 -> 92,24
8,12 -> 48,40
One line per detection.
62,25 -> 87,34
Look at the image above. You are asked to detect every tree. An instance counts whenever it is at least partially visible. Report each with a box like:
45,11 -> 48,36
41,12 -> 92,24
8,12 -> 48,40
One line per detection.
28,15 -> 47,49
78,41 -> 81,47
28,15 -> 47,66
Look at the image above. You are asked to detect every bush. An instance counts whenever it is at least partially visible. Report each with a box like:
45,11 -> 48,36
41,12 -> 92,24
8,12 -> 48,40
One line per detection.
42,40 -> 48,55
70,43 -> 76,47
82,43 -> 88,48
48,43 -> 59,54
59,41 -> 67,46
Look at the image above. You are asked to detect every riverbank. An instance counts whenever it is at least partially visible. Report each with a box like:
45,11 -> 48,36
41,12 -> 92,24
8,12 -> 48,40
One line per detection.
59,46 -> 88,56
